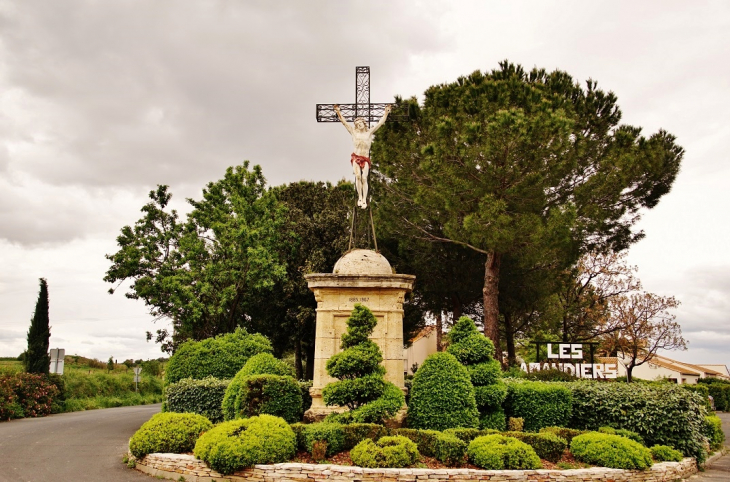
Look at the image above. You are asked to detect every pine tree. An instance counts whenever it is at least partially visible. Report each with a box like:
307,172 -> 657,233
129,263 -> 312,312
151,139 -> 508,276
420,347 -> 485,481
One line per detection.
26,278 -> 50,374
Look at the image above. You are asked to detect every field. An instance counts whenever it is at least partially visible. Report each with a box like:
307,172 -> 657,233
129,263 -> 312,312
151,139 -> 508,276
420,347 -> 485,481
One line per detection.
0,356 -> 164,413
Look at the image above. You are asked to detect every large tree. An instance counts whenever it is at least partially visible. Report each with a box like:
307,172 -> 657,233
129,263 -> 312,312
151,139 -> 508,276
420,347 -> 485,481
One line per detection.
372,61 -> 683,349
105,162 -> 286,352
26,278 -> 51,374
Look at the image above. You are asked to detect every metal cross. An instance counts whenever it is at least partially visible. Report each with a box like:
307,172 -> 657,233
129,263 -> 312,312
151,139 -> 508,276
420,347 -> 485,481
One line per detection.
316,66 -> 407,127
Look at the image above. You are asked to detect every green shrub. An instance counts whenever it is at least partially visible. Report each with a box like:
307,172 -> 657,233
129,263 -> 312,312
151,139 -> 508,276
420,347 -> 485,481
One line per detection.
443,428 -> 481,443
480,408 -> 506,431
467,434 -> 541,470
299,380 -> 313,413
446,317 -> 506,424
503,431 -> 567,463
164,377 -> 230,423
222,353 -> 296,421
229,374 -> 302,423
390,428 -> 466,465
300,422 -> 345,457
407,352 -> 478,431
598,426 -> 644,445
704,382 -> 730,411
568,381 -> 707,462
704,415 -> 725,450
342,423 -> 387,450
507,417 -> 524,432
129,412 -> 212,458
570,432 -> 653,470
651,445 -> 683,462
504,380 -> 571,431
165,328 -> 272,385
0,373 -> 60,419
322,305 -> 404,423
350,435 -> 419,468
193,414 -> 296,475
539,426 -> 586,444
683,384 -> 711,410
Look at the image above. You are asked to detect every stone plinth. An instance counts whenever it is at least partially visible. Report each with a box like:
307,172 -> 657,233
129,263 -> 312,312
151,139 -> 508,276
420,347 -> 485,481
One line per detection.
304,249 -> 415,421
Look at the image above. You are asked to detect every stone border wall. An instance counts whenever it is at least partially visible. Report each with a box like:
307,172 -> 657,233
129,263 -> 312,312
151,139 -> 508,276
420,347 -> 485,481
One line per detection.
134,453 -> 697,482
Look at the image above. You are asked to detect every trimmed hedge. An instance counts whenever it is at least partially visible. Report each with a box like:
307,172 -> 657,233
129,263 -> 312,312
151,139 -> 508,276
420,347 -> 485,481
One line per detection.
129,412 -> 212,458
568,381 -> 707,462
503,431 -> 567,463
704,414 -> 725,450
222,353 -> 295,421
391,428 -> 467,465
193,414 -> 296,474
350,435 -> 419,468
651,444 -> 683,462
571,432 -> 653,470
539,426 -> 586,444
231,374 -> 302,423
467,434 -> 541,470
702,381 -> 730,411
407,352 -> 479,431
480,409 -> 506,431
299,422 -> 346,457
164,376 -> 230,423
504,380 -> 571,431
342,423 -> 388,450
683,384 -> 711,410
165,328 -> 272,385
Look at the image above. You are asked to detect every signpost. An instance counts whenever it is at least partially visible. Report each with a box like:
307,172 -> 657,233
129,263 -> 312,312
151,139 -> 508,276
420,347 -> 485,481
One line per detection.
133,366 -> 142,392
520,342 -> 618,379
49,348 -> 65,375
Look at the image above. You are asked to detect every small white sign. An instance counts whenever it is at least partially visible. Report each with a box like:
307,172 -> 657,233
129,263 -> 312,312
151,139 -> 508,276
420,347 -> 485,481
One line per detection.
133,375 -> 141,383
133,367 -> 143,375
49,348 -> 65,375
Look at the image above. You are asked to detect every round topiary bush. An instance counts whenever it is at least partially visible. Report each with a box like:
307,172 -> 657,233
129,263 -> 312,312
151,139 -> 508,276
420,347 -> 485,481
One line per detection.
193,414 -> 296,475
467,434 -> 542,470
407,351 -> 478,431
165,328 -> 272,385
164,376 -> 230,423
222,353 -> 297,421
300,422 -> 346,458
350,435 -> 419,468
322,304 -> 404,424
446,317 -> 507,430
129,412 -> 212,459
570,432 -> 653,470
651,444 -> 683,462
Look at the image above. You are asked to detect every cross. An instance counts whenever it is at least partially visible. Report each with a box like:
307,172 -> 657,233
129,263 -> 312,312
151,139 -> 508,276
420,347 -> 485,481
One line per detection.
316,66 -> 408,126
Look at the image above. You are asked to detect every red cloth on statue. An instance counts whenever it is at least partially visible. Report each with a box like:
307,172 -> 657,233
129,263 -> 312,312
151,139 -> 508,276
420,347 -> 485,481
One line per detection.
350,153 -> 371,169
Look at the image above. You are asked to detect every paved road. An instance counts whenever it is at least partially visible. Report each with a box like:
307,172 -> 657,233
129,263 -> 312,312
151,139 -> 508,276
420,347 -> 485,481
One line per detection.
0,404 -> 160,482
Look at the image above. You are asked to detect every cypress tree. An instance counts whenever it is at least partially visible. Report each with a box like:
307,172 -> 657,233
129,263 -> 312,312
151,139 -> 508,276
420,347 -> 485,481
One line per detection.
26,278 -> 51,374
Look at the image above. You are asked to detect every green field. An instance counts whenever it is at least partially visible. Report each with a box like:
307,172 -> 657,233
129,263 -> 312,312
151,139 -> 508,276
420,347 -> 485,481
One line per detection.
1,356 -> 164,413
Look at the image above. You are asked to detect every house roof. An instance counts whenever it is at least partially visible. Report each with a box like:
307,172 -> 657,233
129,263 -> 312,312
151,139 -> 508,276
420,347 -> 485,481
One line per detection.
409,325 -> 437,343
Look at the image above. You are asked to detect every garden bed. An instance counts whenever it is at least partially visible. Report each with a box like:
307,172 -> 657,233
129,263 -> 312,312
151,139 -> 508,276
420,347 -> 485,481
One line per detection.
133,452 -> 697,482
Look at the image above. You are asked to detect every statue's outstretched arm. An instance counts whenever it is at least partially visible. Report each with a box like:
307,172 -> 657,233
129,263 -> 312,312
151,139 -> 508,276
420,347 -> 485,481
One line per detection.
334,105 -> 354,135
369,104 -> 392,134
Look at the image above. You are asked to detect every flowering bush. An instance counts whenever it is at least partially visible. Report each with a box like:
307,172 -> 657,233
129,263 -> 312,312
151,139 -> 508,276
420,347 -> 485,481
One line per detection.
0,373 -> 59,420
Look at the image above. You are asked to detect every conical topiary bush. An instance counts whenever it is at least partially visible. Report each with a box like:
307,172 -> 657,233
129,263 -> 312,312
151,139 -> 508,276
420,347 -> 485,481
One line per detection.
446,316 -> 507,430
322,304 -> 404,424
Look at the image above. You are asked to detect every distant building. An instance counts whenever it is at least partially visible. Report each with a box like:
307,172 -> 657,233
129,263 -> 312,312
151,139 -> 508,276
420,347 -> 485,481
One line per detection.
609,353 -> 730,384
403,326 -> 438,375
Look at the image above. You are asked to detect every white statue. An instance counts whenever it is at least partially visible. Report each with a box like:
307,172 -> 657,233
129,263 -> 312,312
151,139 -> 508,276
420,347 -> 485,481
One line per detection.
334,104 -> 392,209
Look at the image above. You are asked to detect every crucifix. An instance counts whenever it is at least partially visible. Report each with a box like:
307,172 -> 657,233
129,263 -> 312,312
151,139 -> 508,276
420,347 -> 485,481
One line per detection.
316,66 -> 407,251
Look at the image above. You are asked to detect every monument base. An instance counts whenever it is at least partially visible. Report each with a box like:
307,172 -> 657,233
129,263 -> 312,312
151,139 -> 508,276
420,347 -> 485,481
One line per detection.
303,249 -> 415,425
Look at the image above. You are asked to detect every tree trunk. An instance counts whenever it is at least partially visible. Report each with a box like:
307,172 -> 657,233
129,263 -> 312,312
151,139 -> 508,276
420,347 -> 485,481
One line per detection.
483,251 -> 502,355
451,294 -> 463,320
626,363 -> 634,383
436,312 -> 443,351
503,312 -> 517,367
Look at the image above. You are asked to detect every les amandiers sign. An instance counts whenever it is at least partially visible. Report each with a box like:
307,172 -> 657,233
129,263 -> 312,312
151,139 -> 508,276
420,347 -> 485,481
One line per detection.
520,342 -> 618,379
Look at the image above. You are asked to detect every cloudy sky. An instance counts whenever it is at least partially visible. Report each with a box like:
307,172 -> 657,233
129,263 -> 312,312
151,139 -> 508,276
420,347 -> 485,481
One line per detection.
1,1 -> 728,367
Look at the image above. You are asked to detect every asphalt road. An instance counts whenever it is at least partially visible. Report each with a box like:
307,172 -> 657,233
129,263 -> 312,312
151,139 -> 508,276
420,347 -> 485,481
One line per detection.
0,404 -> 161,482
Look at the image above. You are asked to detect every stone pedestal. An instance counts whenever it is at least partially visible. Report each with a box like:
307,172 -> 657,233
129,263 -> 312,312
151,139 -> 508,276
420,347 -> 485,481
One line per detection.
304,249 -> 415,421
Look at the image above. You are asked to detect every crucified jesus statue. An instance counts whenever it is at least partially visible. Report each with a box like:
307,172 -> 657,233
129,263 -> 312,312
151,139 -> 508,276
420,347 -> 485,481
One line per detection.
334,103 -> 392,209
